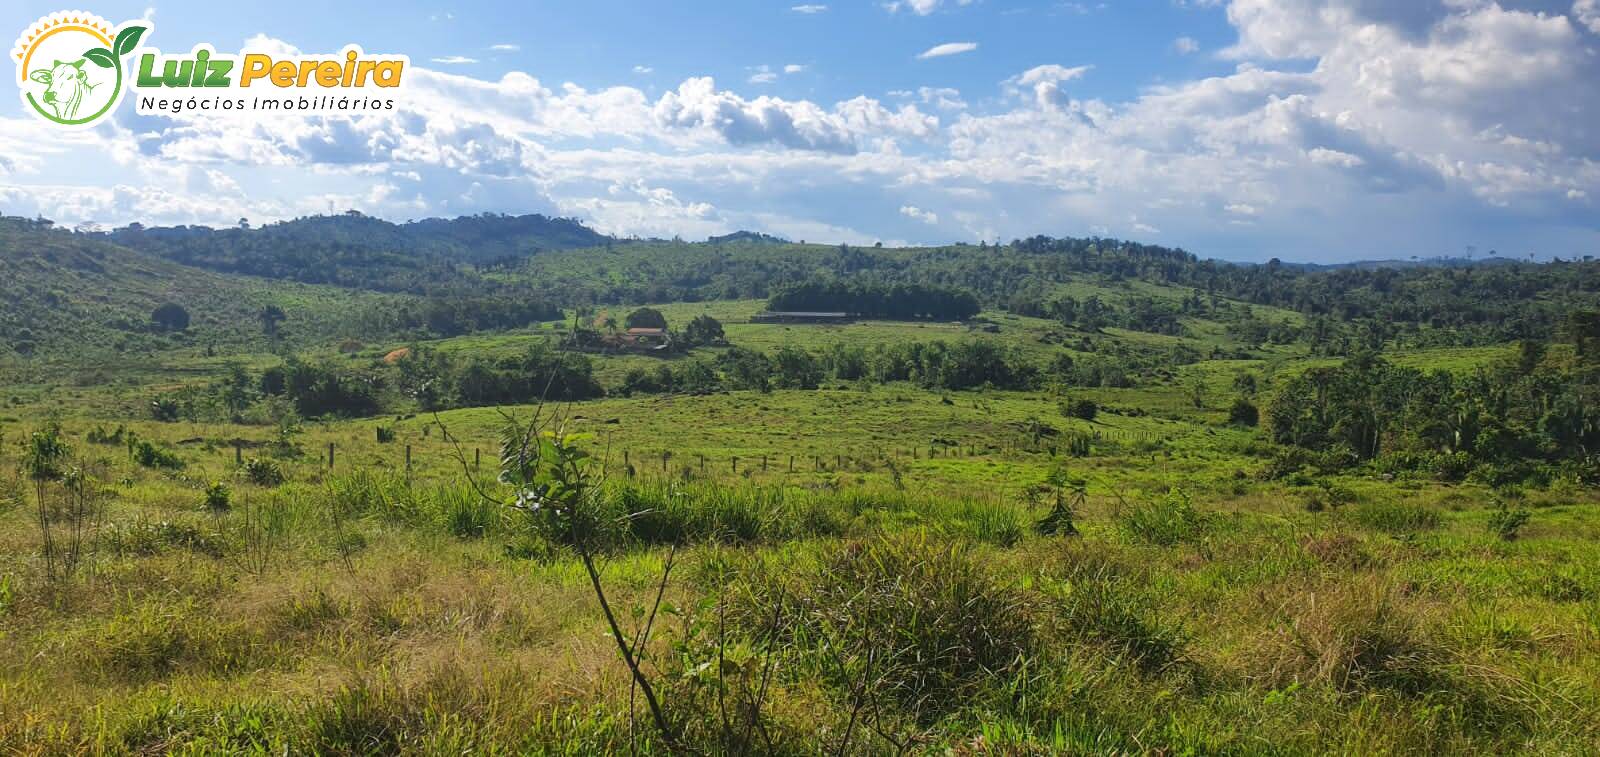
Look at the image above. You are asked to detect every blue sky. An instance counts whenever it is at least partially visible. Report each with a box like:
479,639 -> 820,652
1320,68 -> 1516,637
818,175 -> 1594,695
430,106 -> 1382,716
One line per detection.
2,0 -> 1598,262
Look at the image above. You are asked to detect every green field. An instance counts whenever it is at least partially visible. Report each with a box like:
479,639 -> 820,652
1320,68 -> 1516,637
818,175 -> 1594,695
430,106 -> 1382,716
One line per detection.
2,221 -> 1599,754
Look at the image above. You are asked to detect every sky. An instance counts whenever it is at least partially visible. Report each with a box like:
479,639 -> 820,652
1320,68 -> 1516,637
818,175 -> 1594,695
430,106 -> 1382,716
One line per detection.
1,0 -> 1598,263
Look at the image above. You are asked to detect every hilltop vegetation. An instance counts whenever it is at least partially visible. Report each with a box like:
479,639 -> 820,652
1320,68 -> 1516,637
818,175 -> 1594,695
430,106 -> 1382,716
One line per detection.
107,210 -> 607,294
1,212 -> 1599,753
0,217 -> 403,365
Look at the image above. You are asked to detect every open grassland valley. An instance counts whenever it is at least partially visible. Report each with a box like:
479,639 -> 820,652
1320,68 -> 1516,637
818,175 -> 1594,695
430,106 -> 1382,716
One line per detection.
3,214 -> 1600,755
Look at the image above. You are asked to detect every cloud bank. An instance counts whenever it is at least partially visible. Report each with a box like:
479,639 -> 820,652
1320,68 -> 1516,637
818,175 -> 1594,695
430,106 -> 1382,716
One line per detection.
1,0 -> 1597,261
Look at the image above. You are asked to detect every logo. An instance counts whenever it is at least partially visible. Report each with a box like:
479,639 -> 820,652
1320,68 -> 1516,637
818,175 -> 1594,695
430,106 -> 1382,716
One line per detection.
14,10 -> 407,127
12,11 -> 147,127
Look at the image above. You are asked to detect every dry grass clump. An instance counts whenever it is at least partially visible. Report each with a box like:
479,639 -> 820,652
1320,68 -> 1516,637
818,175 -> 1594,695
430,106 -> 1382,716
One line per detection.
1241,576 -> 1564,738
1250,578 -> 1438,693
1299,532 -> 1373,571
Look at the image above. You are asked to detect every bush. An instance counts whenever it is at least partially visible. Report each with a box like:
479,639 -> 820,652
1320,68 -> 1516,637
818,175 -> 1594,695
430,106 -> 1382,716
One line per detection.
242,458 -> 285,487
133,440 -> 184,470
624,307 -> 667,330
1487,499 -> 1531,541
150,397 -> 181,422
203,482 -> 231,513
1430,451 -> 1475,482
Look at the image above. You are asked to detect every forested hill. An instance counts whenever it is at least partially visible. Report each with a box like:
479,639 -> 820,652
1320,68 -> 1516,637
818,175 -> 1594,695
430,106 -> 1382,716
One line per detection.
0,216 -> 404,361
511,235 -> 1600,346
6,209 -> 1598,355
103,211 -> 610,294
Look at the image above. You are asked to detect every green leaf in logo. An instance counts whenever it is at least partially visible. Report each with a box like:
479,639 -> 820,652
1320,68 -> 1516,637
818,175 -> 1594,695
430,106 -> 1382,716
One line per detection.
114,26 -> 147,57
83,48 -> 115,68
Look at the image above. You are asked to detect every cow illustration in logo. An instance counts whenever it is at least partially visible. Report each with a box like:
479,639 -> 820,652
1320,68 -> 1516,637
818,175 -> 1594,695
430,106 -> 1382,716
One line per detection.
12,12 -> 148,127
30,58 -> 96,120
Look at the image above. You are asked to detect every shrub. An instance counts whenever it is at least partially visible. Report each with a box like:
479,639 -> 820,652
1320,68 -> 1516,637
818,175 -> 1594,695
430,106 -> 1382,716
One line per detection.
624,307 -> 668,330
1063,431 -> 1092,458
203,482 -> 231,514
86,424 -> 128,445
242,458 -> 284,487
150,397 -> 181,422
1430,451 -> 1474,482
1486,499 -> 1531,541
132,440 -> 184,470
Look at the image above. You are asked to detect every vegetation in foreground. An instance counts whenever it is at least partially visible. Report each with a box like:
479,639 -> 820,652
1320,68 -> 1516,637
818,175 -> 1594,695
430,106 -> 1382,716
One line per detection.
2,213 -> 1599,753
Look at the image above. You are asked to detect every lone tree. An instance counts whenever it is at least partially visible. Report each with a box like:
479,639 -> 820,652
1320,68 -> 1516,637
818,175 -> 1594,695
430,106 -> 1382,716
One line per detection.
684,314 -> 725,345
258,305 -> 287,338
1229,397 -> 1260,427
624,307 -> 668,330
150,302 -> 190,332
1066,398 -> 1098,422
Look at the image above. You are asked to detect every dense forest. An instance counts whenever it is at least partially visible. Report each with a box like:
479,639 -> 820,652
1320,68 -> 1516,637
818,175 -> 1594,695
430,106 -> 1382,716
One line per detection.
104,211 -> 607,295
766,281 -> 980,320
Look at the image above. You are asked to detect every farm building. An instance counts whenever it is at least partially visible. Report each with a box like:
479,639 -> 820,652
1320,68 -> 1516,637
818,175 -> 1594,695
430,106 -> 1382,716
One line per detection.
606,327 -> 671,351
749,311 -> 855,324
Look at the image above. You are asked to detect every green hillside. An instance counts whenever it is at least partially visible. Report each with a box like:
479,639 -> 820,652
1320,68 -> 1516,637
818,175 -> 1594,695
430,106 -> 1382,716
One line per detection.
106,211 -> 610,294
0,217 -> 402,368
2,215 -> 1599,754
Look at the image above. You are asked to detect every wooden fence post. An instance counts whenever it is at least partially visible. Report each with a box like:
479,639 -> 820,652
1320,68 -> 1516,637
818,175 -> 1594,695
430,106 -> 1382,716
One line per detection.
328,442 -> 335,469
235,442 -> 242,464
405,445 -> 412,482
732,457 -> 738,473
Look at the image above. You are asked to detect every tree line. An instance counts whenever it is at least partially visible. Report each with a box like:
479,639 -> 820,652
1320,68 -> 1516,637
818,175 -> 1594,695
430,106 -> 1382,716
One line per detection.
766,281 -> 981,321
1265,311 -> 1600,485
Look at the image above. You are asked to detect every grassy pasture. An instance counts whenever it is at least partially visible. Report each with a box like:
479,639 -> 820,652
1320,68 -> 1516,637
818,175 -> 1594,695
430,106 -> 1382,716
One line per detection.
1,298 -> 1597,754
